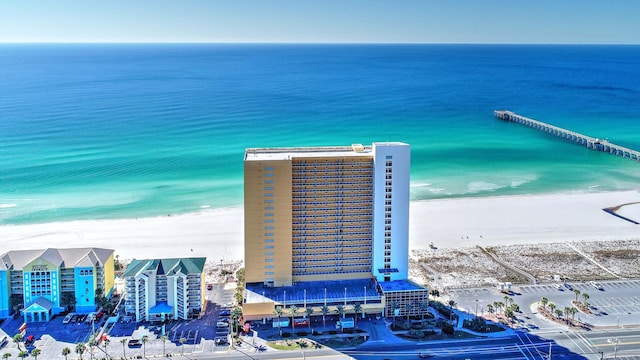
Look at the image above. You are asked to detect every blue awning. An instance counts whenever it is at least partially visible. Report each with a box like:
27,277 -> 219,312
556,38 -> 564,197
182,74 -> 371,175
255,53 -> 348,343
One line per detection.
149,302 -> 173,314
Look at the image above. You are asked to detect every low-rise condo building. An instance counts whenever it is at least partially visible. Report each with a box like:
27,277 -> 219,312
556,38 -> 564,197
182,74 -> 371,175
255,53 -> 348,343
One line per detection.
123,257 -> 206,322
0,248 -> 115,322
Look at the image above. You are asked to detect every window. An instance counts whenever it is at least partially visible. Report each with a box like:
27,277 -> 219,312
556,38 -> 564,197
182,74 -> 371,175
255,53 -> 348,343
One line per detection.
264,187 -> 274,191
265,259 -> 274,263
385,200 -> 391,205
386,161 -> 392,166
385,188 -> 392,193
264,272 -> 274,276
264,193 -> 274,197
265,239 -> 274,243
264,167 -> 274,171
265,213 -> 274,217
264,173 -> 274,177
264,199 -> 274,204
265,252 -> 274,256
264,219 -> 274,223
386,174 -> 392,180
385,225 -> 391,230
264,179 -> 274,184
264,226 -> 274,230
264,245 -> 274,249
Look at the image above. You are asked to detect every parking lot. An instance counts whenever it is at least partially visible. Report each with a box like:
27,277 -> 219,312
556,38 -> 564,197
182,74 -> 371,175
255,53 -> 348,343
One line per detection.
0,282 -> 238,359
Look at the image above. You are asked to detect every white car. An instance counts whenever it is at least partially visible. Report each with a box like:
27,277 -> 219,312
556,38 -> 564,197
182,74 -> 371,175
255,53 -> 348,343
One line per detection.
553,283 -> 563,290
590,281 -> 604,290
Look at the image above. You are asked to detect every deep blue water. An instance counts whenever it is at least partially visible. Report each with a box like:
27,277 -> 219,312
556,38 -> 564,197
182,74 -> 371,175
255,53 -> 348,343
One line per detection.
1,44 -> 639,224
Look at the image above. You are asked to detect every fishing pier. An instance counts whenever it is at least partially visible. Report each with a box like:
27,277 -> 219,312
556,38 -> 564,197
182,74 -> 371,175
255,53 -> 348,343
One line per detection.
494,110 -> 640,162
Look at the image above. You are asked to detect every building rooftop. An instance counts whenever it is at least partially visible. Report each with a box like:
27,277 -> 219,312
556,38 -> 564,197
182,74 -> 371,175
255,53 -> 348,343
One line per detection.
245,144 -> 373,161
245,278 -> 382,305
377,279 -> 427,293
123,257 -> 206,277
1,248 -> 114,270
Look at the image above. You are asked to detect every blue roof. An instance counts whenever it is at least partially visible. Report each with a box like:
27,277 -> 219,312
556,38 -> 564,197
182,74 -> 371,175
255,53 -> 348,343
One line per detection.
149,301 -> 173,314
246,278 -> 381,305
378,279 -> 427,292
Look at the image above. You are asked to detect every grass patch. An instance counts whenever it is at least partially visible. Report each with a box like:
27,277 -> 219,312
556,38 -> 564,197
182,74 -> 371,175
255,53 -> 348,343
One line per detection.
267,339 -> 317,350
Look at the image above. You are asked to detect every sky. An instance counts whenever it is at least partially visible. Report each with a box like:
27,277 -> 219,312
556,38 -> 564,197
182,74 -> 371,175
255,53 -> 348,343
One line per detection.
1,0 -> 639,44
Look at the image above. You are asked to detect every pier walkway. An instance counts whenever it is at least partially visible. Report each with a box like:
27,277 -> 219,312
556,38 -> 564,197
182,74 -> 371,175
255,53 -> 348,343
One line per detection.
494,110 -> 640,162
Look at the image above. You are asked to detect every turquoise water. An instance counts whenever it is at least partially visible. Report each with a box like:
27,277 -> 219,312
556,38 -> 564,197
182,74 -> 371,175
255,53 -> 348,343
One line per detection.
1,44 -> 639,224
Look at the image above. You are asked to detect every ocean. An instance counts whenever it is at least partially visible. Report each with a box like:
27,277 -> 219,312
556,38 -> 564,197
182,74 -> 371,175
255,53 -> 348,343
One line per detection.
1,44 -> 639,225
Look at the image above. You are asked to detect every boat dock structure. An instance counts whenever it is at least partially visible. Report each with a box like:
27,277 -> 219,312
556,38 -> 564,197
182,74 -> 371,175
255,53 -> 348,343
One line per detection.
494,110 -> 640,162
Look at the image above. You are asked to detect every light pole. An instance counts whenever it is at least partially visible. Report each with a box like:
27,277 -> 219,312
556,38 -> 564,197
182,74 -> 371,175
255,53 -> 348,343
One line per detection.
475,300 -> 479,318
608,337 -> 619,359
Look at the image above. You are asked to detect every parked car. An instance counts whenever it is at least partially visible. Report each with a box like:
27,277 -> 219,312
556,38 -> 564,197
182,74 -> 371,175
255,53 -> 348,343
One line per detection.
24,335 -> 35,346
564,282 -> 573,291
127,339 -> 141,347
553,283 -> 563,290
219,309 -> 231,317
0,336 -> 9,348
590,281 -> 604,290
216,321 -> 229,328
214,337 -> 228,346
63,313 -> 74,324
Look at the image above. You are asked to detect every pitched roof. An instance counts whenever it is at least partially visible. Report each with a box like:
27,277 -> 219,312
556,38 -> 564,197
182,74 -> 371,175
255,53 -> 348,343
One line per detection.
123,258 -> 206,278
0,248 -> 114,270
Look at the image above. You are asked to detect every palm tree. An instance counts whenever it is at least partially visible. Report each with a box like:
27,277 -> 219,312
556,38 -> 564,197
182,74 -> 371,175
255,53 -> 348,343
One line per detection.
486,304 -> 494,315
161,336 -> 168,357
495,301 -> 504,315
503,295 -> 512,307
3,353 -> 11,360
120,338 -> 127,359
75,343 -> 86,360
429,289 -> 440,300
17,351 -> 28,360
141,335 -> 148,358
335,304 -> 345,331
540,297 -> 549,309
390,301 -> 400,328
448,300 -> 456,321
320,305 -> 330,329
548,302 -> 556,315
573,289 -> 581,302
231,307 -> 243,334
61,347 -> 71,360
305,307 -> 314,331
563,307 -> 571,322
288,304 -> 298,331
405,303 -> 413,322
13,334 -> 23,351
582,292 -> 590,304
29,348 -> 40,360
88,337 -> 95,360
504,308 -> 515,323
555,309 -> 563,318
569,307 -> 578,320
352,303 -> 362,327
273,306 -> 284,336
419,301 -> 429,321
179,337 -> 186,355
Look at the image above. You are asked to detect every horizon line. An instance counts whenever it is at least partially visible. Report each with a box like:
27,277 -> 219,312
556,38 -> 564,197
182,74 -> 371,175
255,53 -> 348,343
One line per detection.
1,41 -> 639,46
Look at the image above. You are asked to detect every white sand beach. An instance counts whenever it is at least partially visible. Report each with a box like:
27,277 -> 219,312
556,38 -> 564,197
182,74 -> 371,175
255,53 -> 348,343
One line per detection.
2,191 -> 640,264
